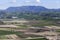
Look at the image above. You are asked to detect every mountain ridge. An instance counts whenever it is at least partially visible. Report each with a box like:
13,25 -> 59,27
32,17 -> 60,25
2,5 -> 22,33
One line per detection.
0,6 -> 60,19
5,6 -> 47,12
5,6 -> 60,13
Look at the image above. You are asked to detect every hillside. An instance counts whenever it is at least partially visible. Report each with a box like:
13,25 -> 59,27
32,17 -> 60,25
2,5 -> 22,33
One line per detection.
0,6 -> 60,20
5,6 -> 48,13
5,6 -> 60,12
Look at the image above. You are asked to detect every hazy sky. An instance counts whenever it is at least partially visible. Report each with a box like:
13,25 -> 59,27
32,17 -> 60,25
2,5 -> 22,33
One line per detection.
0,0 -> 60,9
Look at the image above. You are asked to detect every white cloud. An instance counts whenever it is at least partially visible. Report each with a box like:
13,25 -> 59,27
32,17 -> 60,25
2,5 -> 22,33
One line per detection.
25,1 -> 31,3
36,0 -> 40,3
12,0 -> 17,3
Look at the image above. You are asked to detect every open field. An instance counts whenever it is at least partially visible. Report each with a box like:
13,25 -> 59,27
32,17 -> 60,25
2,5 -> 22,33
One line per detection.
1,19 -> 60,26
0,28 -> 23,40
0,19 -> 60,40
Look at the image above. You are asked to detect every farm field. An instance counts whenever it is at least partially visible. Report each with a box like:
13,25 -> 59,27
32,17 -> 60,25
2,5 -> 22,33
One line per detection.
0,19 -> 60,40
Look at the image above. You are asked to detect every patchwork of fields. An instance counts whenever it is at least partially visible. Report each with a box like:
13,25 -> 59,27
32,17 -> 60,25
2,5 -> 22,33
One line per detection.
0,19 -> 60,40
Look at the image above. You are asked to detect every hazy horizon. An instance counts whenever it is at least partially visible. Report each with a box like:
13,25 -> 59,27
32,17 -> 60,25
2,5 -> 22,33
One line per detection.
0,0 -> 60,9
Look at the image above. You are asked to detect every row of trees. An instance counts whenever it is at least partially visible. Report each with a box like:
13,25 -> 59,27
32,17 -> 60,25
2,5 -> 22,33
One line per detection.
0,11 -> 60,20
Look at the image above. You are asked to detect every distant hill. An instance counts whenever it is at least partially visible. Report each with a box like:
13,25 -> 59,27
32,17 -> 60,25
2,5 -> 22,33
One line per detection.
5,6 -> 48,13
5,6 -> 60,13
0,6 -> 60,20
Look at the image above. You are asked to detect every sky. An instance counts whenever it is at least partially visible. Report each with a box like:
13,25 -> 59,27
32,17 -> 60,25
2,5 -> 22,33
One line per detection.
0,0 -> 60,9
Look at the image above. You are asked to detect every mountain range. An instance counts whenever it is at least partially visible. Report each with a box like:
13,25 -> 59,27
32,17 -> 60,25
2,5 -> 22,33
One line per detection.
4,6 -> 60,13
0,6 -> 60,19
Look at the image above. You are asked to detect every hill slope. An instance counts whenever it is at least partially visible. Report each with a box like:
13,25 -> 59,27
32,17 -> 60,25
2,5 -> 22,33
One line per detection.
0,6 -> 60,20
